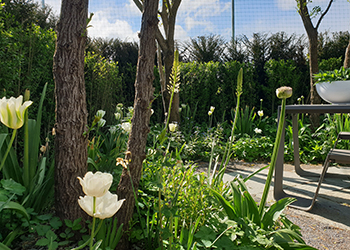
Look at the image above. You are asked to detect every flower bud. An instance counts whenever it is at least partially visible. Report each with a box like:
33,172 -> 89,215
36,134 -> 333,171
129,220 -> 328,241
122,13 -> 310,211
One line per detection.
276,86 -> 292,99
169,122 -> 178,132
0,95 -> 33,129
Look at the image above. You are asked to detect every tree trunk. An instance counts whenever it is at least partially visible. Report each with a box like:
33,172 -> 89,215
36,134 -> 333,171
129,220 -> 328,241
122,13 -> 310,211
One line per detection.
344,39 -> 350,68
116,0 -> 158,249
297,0 -> 333,127
307,29 -> 321,105
53,0 -> 88,222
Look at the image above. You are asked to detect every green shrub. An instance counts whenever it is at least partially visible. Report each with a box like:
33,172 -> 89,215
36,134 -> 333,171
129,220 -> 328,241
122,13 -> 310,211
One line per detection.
84,52 -> 123,124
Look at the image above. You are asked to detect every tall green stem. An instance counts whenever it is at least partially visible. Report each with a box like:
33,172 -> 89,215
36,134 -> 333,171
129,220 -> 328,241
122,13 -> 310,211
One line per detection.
259,98 -> 287,216
224,93 -> 241,167
90,197 -> 96,250
0,129 -> 17,172
23,108 -> 30,189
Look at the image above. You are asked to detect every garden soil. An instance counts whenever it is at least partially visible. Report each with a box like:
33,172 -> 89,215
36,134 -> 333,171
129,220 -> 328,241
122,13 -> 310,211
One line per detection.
197,161 -> 350,250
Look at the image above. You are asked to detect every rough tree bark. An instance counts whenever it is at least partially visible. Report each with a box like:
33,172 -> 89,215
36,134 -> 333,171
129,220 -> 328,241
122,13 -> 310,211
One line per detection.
53,0 -> 88,221
297,0 -> 333,126
297,0 -> 333,105
116,0 -> 158,249
134,0 -> 182,123
344,40 -> 350,68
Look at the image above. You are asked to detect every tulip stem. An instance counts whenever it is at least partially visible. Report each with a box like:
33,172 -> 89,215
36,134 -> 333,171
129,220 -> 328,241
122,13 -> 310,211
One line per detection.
0,129 -> 17,172
90,197 -> 96,250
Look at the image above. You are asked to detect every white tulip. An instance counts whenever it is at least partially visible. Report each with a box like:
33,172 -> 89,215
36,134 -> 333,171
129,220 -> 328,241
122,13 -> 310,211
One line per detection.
78,191 -> 125,219
77,171 -> 113,197
0,95 -> 32,129
121,122 -> 131,133
169,122 -> 178,132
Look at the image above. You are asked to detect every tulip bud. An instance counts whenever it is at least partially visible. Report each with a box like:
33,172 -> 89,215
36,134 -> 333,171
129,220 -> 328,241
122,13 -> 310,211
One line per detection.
0,95 -> 33,129
114,112 -> 121,120
24,89 -> 30,102
169,122 -> 178,132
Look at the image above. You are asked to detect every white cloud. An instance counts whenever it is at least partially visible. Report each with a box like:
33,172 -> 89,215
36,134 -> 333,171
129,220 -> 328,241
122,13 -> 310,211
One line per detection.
88,11 -> 139,41
185,16 -> 210,31
178,0 -> 230,37
175,25 -> 189,41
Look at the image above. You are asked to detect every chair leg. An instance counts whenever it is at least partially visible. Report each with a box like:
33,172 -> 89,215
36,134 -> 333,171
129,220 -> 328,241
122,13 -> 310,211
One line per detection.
309,158 -> 332,209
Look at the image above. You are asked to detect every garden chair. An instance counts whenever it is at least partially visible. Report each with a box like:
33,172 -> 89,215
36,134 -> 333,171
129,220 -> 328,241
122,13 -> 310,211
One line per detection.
294,131 -> 350,211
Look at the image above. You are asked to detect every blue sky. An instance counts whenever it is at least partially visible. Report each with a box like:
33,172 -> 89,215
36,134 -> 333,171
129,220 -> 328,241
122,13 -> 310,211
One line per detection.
40,0 -> 350,42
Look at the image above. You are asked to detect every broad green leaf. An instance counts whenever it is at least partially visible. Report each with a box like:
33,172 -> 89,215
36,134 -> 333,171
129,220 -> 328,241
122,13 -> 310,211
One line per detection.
242,191 -> 261,226
210,188 -> 238,221
230,182 -> 242,216
1,179 -> 26,195
0,242 -> 11,250
35,238 -> 49,246
261,197 -> 296,229
0,201 -> 30,220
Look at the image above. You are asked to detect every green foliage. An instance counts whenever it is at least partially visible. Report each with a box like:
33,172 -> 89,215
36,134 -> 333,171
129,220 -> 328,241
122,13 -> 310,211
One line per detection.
232,135 -> 274,162
233,106 -> 256,136
209,176 -> 316,249
180,61 -> 258,125
95,217 -> 123,250
313,66 -> 350,83
265,59 -> 306,113
318,31 -> 350,61
181,34 -> 226,63
84,52 -> 123,124
319,57 -> 343,71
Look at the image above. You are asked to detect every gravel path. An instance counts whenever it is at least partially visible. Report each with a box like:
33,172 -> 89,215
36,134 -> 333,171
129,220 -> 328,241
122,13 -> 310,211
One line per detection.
284,207 -> 350,250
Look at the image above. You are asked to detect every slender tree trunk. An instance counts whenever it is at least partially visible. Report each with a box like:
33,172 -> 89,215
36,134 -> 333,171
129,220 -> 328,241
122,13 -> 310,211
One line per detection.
344,39 -> 350,68
297,0 -> 333,127
307,29 -> 321,105
53,0 -> 88,221
116,0 -> 158,249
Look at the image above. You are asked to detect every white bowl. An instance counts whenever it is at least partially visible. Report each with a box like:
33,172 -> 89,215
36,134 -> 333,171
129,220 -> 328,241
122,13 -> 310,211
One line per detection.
316,80 -> 350,104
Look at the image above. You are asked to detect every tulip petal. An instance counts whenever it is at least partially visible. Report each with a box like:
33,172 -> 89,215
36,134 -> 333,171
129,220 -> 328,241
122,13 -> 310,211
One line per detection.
77,171 -> 113,197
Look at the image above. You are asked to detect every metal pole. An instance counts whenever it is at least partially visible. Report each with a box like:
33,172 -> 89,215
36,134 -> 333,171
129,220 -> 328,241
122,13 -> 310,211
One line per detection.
232,0 -> 235,39
42,0 -> 45,8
